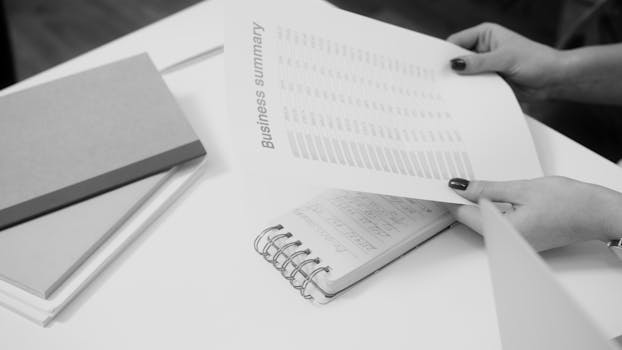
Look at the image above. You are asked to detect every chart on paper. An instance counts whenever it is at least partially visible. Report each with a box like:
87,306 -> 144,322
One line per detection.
276,26 -> 474,180
227,0 -> 542,204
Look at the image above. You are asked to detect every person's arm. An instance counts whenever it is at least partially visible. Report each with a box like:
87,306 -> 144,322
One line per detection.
446,176 -> 622,251
553,44 -> 622,105
447,23 -> 622,105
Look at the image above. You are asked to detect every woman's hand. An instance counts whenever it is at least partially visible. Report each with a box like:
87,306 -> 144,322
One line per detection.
447,23 -> 563,100
446,176 -> 622,251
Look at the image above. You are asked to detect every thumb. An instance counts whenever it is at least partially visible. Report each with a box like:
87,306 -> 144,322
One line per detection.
445,203 -> 483,234
450,52 -> 512,75
448,178 -> 524,204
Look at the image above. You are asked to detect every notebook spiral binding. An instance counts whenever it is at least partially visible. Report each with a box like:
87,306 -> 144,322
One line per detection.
254,225 -> 334,301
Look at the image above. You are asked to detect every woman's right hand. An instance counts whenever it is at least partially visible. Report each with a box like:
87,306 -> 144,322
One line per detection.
447,23 -> 564,100
447,176 -> 622,252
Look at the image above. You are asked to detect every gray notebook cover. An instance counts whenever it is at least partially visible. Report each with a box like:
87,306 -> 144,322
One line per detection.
0,172 -> 168,298
0,54 -> 205,230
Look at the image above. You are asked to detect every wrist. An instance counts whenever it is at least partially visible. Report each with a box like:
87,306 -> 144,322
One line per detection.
542,50 -> 574,100
592,186 -> 622,242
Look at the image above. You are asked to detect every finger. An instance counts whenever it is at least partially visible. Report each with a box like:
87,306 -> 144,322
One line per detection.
450,51 -> 512,75
448,178 -> 525,204
446,204 -> 482,234
447,23 -> 491,50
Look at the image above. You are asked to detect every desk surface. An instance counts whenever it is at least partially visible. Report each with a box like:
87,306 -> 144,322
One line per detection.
2,1 -> 622,349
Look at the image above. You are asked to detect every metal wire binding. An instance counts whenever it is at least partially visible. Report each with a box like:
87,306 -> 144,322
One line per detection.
300,266 -> 331,299
261,233 -> 292,261
271,241 -> 302,268
254,225 -> 283,254
289,258 -> 320,289
254,226 -> 336,301
280,249 -> 311,278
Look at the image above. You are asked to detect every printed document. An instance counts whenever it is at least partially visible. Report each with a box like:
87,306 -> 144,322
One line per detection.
226,0 -> 542,203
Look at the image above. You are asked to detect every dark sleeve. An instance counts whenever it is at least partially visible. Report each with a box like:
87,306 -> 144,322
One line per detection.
0,0 -> 16,88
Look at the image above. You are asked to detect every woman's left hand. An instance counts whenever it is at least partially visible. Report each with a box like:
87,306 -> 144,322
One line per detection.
446,176 -> 622,251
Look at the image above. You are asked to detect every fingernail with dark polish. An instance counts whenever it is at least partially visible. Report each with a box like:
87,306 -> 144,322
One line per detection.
448,178 -> 469,191
450,58 -> 466,71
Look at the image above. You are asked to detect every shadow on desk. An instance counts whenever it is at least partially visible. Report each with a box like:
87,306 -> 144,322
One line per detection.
543,240 -> 622,273
336,224 -> 484,301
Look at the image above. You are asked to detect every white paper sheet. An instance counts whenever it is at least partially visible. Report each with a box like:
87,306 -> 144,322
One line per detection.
226,0 -> 542,204
481,200 -> 615,349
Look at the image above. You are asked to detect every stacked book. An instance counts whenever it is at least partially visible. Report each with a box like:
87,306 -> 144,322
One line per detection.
0,54 -> 206,325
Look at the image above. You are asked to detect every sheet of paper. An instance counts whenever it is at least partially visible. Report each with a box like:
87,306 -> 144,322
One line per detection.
481,200 -> 615,349
272,190 -> 452,292
226,0 -> 542,204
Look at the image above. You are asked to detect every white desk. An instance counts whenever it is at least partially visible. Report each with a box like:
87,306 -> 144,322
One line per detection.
3,1 -> 622,349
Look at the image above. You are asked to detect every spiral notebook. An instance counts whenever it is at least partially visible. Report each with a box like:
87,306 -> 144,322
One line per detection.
254,190 -> 454,302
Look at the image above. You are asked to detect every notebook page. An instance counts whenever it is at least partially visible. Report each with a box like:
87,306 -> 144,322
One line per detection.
227,0 -> 542,204
273,191 -> 452,293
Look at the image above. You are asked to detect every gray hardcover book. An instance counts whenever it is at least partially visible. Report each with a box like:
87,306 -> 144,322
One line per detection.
0,54 -> 205,230
0,172 -> 169,298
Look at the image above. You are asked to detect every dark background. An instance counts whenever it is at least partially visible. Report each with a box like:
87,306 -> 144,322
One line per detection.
1,0 -> 621,160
